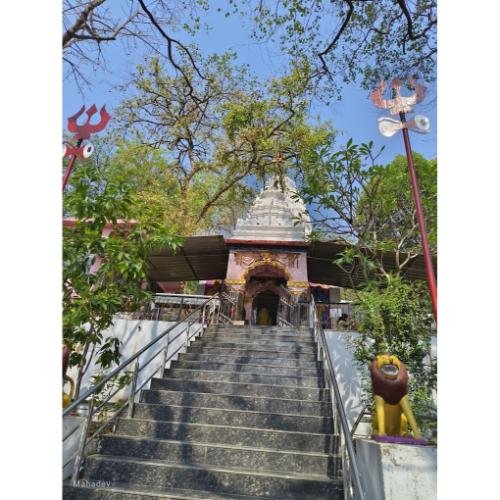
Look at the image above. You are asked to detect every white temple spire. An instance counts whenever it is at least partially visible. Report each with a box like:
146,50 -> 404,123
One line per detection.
232,174 -> 312,241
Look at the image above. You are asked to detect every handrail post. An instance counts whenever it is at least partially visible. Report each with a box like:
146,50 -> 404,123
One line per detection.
158,346 -> 168,379
71,395 -> 95,486
185,320 -> 192,349
177,296 -> 185,321
127,359 -> 140,418
201,304 -> 206,329
63,295 -> 219,483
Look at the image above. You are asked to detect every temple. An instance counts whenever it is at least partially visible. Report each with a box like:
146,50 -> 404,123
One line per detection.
64,174 -> 433,327
208,175 -> 338,325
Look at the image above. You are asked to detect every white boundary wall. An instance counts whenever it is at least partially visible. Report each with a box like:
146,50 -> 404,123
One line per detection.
66,317 -> 202,402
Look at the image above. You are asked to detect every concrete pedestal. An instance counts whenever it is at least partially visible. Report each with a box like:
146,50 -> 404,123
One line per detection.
355,438 -> 437,500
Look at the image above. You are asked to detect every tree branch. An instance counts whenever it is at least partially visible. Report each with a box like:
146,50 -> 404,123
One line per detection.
63,0 -> 107,47
137,0 -> 206,103
317,0 -> 354,73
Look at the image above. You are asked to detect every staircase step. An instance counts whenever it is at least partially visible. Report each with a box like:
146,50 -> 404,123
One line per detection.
196,340 -> 317,353
204,332 -> 315,342
64,483 -> 269,499
140,390 -> 331,417
133,402 -> 333,433
80,455 -> 343,499
179,352 -> 320,369
187,346 -> 318,361
150,377 -> 329,402
213,326 -> 304,332
115,418 -> 336,453
172,360 -> 321,378
98,435 -> 335,475
164,368 -> 323,388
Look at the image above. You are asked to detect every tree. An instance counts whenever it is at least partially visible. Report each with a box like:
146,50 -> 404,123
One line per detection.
115,52 -> 333,233
229,0 -> 437,99
63,0 -> 208,95
63,161 -> 181,398
296,141 -> 437,435
358,152 -> 437,253
298,141 -> 436,279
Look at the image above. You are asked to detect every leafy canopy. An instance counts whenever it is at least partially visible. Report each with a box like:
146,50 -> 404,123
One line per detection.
63,161 -> 181,396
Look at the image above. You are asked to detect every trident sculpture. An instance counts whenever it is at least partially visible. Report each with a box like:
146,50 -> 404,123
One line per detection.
62,105 -> 111,190
370,78 -> 437,322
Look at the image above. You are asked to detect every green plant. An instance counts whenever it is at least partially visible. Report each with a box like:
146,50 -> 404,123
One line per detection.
352,276 -> 436,437
63,162 -> 182,398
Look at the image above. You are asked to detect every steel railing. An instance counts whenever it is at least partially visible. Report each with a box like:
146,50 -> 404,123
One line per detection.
277,286 -> 309,327
116,293 -> 215,322
62,293 -> 223,484
313,301 -> 360,330
308,295 -> 365,500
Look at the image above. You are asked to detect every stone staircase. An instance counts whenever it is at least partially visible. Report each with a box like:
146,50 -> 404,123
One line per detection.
64,324 -> 343,499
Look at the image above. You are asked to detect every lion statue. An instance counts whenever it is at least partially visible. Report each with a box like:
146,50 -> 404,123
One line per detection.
370,354 -> 422,439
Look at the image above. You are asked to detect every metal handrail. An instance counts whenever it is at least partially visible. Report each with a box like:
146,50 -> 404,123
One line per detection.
309,296 -> 366,500
63,295 -> 217,417
63,293 -> 221,484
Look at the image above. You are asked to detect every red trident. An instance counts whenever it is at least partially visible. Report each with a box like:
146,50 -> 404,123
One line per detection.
62,105 -> 111,190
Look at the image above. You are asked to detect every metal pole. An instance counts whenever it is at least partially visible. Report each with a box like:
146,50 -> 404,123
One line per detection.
399,112 -> 438,322
127,360 -> 140,418
62,138 -> 83,191
71,396 -> 95,485
159,347 -> 168,378
177,296 -> 184,322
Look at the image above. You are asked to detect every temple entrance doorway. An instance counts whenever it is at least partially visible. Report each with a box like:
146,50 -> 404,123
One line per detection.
240,262 -> 290,325
253,290 -> 280,325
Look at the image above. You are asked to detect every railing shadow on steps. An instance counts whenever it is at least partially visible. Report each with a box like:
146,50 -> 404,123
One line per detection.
62,293 -> 232,486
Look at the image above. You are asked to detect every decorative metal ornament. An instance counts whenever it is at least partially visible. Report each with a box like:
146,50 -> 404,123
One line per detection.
370,76 -> 437,322
370,77 -> 426,115
62,104 -> 111,190
67,104 -> 111,140
378,114 -> 430,137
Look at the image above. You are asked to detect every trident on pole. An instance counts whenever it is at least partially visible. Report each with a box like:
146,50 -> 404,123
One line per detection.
62,105 -> 111,191
370,78 -> 437,322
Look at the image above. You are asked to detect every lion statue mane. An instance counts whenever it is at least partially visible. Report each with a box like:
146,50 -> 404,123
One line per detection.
370,354 -> 422,439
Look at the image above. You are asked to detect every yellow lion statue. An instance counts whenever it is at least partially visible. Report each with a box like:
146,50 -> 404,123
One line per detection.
370,354 -> 422,439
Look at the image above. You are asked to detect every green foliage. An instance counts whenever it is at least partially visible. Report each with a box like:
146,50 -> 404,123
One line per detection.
116,53 -> 333,233
90,371 -> 134,423
297,140 -> 437,436
358,153 -> 437,252
297,140 -> 436,277
63,162 -> 182,397
227,0 -> 436,99
352,276 -> 436,436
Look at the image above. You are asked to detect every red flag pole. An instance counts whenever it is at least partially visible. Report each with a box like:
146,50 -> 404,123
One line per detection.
399,111 -> 438,322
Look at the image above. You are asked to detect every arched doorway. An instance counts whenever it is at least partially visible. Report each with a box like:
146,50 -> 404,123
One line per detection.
253,289 -> 280,325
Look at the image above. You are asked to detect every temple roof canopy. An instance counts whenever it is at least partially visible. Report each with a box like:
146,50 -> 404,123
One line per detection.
147,237 -> 436,288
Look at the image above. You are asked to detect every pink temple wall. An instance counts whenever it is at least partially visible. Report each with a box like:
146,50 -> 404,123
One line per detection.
225,250 -> 308,282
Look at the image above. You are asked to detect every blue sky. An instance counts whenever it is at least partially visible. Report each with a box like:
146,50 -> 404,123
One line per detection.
63,2 -> 436,165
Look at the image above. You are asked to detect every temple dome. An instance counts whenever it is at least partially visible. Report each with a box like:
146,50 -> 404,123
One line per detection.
231,175 -> 312,241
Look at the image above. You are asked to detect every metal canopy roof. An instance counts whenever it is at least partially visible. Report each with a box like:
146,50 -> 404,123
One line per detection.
147,236 -> 436,288
148,236 -> 229,282
307,241 -> 437,287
